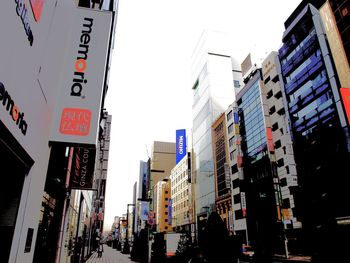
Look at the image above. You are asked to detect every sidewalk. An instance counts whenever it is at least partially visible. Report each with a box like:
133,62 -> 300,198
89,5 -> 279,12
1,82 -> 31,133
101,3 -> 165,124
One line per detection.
85,245 -> 133,263
273,254 -> 312,263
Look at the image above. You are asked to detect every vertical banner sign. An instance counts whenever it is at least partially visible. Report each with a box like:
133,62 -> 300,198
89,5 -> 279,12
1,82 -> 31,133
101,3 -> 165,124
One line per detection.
140,201 -> 149,221
340,88 -> 350,124
70,147 -> 96,189
176,129 -> 186,164
241,192 -> 247,217
168,198 -> 172,225
50,8 -> 113,146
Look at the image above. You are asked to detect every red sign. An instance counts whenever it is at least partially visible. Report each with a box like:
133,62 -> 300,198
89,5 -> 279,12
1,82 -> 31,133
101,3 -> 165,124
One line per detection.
29,0 -> 45,21
340,88 -> 350,124
59,108 -> 91,136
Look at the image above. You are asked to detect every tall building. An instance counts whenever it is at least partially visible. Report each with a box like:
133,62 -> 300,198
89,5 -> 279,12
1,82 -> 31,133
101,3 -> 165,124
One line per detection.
225,103 -> 248,241
235,65 -> 282,259
261,52 -> 302,253
211,113 -> 231,229
170,152 -> 192,233
190,30 -> 242,244
278,3 -> 350,259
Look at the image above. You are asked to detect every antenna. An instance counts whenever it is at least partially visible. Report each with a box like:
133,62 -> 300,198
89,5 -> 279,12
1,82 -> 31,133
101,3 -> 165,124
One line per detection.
145,144 -> 150,159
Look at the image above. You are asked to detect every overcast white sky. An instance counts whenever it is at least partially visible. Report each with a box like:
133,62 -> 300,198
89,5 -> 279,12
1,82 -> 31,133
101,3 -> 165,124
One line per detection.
103,0 -> 302,230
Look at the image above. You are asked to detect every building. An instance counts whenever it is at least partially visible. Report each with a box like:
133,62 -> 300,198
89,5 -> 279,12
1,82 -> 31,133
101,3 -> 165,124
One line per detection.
234,56 -> 286,258
170,152 -> 192,233
225,103 -> 248,242
0,1 -> 117,262
278,3 -> 350,259
261,51 -> 302,253
211,113 -> 231,229
190,30 -> 243,244
155,180 -> 173,233
149,141 -> 176,216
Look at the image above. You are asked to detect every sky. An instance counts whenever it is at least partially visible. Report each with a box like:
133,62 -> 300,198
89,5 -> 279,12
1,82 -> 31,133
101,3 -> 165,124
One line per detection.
103,0 -> 302,231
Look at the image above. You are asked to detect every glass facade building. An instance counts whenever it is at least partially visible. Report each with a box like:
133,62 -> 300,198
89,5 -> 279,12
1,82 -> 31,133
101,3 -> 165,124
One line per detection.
278,3 -> 350,260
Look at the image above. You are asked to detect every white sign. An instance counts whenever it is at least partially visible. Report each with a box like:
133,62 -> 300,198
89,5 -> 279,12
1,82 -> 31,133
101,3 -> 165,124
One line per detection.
50,7 -> 112,146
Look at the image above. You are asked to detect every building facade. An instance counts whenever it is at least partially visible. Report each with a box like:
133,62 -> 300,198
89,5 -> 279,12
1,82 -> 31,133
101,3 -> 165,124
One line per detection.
149,141 -> 176,215
211,113 -> 231,229
0,1 -> 117,262
170,152 -> 192,233
278,3 -> 350,259
190,30 -> 242,244
155,180 -> 173,233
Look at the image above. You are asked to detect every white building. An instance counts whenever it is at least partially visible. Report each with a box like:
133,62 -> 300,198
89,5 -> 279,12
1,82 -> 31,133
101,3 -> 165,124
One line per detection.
190,30 -> 243,241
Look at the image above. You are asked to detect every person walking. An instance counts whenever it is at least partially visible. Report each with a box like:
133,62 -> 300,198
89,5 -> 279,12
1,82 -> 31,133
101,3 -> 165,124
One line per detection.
97,239 -> 104,258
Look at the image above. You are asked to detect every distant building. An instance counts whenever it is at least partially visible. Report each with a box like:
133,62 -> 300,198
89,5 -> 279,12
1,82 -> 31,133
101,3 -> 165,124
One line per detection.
155,180 -> 173,233
170,152 -> 192,233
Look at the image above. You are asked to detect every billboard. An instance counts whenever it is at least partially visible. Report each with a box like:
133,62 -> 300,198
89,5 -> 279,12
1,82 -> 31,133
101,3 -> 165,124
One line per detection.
176,129 -> 186,164
50,7 -> 113,146
70,147 -> 96,189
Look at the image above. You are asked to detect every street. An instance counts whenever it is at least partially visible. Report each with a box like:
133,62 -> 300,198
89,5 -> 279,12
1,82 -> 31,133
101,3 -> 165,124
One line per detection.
86,245 -> 133,263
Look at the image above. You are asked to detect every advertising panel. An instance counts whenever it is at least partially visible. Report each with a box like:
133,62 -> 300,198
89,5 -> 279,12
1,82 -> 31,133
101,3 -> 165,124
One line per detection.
0,0 -> 61,157
70,147 -> 96,189
176,129 -> 186,164
168,198 -> 172,225
50,7 -> 112,146
140,201 -> 149,221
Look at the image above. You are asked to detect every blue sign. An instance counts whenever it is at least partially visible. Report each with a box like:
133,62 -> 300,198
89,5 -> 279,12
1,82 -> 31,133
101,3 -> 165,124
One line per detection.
176,129 -> 186,164
168,198 -> 172,225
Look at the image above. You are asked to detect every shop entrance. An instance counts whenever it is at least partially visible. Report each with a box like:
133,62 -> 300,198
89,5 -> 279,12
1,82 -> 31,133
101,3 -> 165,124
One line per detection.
0,122 -> 32,262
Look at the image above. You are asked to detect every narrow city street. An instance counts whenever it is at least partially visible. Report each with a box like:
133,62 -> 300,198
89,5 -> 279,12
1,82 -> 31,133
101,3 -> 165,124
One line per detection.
86,246 -> 133,263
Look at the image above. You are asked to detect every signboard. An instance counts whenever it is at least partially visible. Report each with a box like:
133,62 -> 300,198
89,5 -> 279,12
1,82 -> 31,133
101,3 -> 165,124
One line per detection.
70,147 -> 96,189
50,7 -> 113,146
340,88 -> 350,124
140,201 -> 149,221
240,192 -> 247,217
176,129 -> 186,164
168,199 -> 172,225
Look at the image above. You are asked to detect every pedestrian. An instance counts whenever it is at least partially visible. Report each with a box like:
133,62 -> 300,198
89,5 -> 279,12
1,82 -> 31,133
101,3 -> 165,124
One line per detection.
97,239 -> 104,258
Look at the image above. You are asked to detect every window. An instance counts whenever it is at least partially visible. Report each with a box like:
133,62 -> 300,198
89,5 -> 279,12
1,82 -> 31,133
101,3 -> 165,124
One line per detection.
165,219 -> 168,222
274,91 -> 282,99
286,165 -> 290,174
234,80 -> 241,88
231,164 -> 238,174
165,190 -> 168,194
229,136 -> 235,147
277,107 -> 285,115
233,194 -> 241,204
267,90 -> 273,99
235,209 -> 243,219
228,124 -> 234,134
227,111 -> 232,121
277,158 -> 284,167
264,76 -> 271,84
269,106 -> 276,115
232,178 -> 240,188
272,122 -> 279,131
282,198 -> 291,208
274,140 -> 282,149
280,177 -> 287,187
